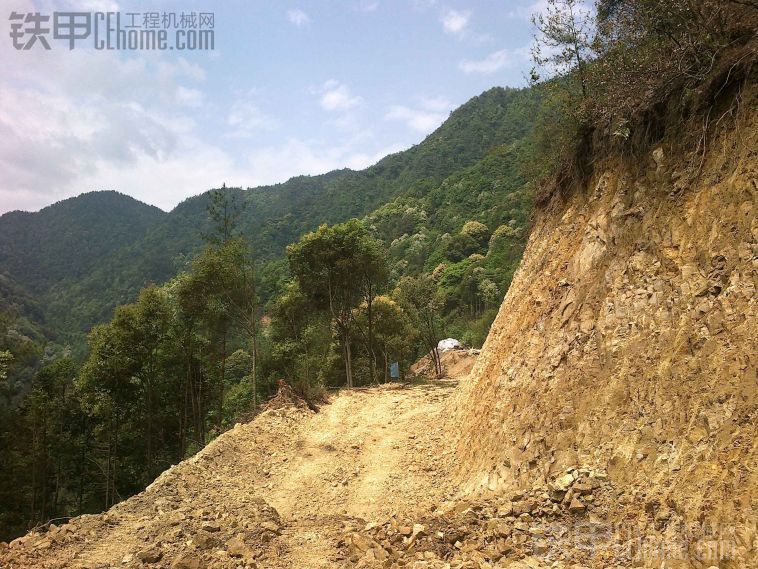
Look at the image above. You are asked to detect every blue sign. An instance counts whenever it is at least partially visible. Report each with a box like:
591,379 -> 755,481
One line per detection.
390,361 -> 400,379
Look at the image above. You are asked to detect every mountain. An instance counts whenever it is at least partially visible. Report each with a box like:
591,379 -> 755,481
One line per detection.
0,86 -> 539,351
4,94 -> 755,566
0,191 -> 165,294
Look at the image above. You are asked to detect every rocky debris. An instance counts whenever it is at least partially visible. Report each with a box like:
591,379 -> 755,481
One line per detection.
263,378 -> 323,412
169,552 -> 204,569
0,380 -> 462,569
136,547 -> 163,563
339,467 -> 619,568
0,434 -> 289,569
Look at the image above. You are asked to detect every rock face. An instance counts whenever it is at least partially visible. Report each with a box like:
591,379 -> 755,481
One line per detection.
450,94 -> 757,566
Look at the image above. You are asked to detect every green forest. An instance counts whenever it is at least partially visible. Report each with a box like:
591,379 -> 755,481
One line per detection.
1,0 -> 752,543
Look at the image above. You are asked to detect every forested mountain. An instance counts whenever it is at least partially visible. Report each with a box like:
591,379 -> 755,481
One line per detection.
0,84 -> 540,540
0,87 -> 537,351
0,191 -> 165,293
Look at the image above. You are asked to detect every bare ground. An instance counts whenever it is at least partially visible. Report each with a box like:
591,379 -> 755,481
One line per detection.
1,377 -> 463,569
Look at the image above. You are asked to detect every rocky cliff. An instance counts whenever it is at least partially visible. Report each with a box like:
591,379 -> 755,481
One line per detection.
450,88 -> 757,565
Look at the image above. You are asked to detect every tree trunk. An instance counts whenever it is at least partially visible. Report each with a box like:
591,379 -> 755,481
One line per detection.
250,307 -> 258,411
367,286 -> 376,383
218,327 -> 227,431
384,348 -> 389,383
343,331 -> 354,388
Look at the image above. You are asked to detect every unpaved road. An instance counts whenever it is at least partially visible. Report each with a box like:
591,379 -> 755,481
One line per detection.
262,381 -> 459,568
2,378 -> 463,569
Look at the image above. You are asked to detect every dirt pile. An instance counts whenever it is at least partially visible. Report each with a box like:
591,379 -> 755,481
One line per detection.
410,349 -> 478,380
448,92 -> 758,567
341,466 -> 622,568
0,407 -> 307,569
0,380 -> 462,569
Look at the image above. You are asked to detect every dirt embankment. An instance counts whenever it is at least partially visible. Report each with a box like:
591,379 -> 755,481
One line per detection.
445,92 -> 758,566
0,380 -> 462,569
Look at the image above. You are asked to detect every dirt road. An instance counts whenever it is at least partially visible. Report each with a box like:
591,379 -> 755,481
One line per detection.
262,381 -> 458,568
1,378 -> 462,569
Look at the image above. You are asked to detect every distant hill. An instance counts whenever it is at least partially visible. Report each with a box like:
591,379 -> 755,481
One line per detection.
0,191 -> 166,293
0,86 -> 538,352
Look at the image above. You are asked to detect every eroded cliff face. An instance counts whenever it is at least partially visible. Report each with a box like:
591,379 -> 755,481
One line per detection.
452,97 -> 757,560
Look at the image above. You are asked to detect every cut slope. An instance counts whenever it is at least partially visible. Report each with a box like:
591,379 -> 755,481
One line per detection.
449,93 -> 757,563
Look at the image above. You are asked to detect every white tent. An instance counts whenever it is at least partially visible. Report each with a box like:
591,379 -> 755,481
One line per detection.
437,338 -> 462,352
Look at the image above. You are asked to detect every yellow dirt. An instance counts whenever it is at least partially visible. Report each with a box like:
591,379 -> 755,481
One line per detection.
264,382 -> 458,568
1,379 -> 464,569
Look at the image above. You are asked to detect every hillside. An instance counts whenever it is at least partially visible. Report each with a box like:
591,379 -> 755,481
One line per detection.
0,191 -> 166,294
0,87 -> 537,350
446,87 -> 758,564
4,69 -> 754,569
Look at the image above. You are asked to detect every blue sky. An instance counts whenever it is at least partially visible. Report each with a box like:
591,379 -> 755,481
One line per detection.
1,0 -> 547,214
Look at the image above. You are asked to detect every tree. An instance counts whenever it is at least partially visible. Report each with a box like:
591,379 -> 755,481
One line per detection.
201,188 -> 246,429
78,286 -> 178,501
531,0 -> 595,99
203,187 -> 245,246
269,281 -> 331,399
354,296 -> 415,383
287,220 -> 387,388
0,350 -> 11,381
216,239 -> 261,412
460,221 -> 490,249
353,236 -> 389,383
394,275 -> 445,379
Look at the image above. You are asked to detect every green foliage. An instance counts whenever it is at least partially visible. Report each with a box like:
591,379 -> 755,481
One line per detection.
0,87 -> 537,355
0,84 -> 542,539
287,220 -> 389,388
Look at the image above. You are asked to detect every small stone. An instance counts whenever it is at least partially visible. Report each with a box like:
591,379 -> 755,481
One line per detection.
398,526 -> 412,536
227,535 -> 254,560
170,553 -> 203,569
260,521 -> 281,534
201,521 -> 220,533
568,498 -> 586,513
136,548 -> 163,563
554,473 -> 575,491
193,531 -> 217,550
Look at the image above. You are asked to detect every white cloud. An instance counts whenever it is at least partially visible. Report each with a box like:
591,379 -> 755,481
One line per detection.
242,138 -> 409,184
412,0 -> 438,11
385,96 -> 454,133
286,9 -> 311,27
460,49 -> 513,74
441,9 -> 471,37
176,86 -> 205,108
355,1 -> 379,12
226,95 -> 278,139
318,80 -> 363,112
0,0 -> 458,215
507,0 -> 549,20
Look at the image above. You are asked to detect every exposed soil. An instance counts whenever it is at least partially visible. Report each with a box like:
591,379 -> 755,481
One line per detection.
0,378 -> 463,569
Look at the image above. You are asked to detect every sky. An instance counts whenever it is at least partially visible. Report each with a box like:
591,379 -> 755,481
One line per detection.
0,0 -> 549,214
